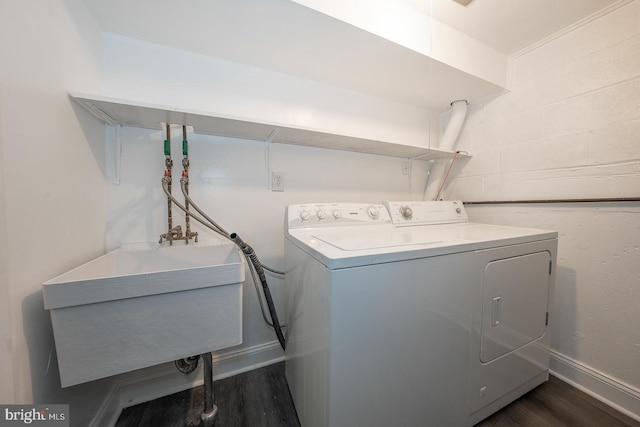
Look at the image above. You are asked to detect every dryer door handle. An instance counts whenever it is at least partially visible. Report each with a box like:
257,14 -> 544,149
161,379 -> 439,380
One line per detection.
491,296 -> 502,327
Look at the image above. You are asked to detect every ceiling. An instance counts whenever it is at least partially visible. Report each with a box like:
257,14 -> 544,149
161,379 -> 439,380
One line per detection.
405,0 -> 625,54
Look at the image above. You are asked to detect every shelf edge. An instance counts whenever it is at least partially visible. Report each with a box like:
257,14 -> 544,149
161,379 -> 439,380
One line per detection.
70,92 -> 468,160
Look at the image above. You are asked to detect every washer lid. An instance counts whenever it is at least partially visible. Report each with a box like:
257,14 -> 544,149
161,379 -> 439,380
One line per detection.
312,227 -> 454,251
287,222 -> 557,269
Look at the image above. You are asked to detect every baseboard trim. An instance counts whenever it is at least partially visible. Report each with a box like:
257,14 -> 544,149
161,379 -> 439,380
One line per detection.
91,340 -> 284,427
550,350 -> 640,422
88,382 -> 121,427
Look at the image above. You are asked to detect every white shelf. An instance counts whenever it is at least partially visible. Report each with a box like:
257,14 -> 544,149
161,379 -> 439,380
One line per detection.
82,0 -> 506,111
72,93 -> 466,160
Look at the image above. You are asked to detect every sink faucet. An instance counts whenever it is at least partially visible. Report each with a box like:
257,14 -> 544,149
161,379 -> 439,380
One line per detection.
159,225 -> 184,245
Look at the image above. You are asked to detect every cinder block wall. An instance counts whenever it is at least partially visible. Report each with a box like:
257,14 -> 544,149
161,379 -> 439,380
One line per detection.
451,2 -> 639,200
447,1 -> 640,418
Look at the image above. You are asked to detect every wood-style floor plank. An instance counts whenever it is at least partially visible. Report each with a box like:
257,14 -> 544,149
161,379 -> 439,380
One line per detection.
116,363 -> 638,427
116,362 -> 300,427
476,375 -> 639,427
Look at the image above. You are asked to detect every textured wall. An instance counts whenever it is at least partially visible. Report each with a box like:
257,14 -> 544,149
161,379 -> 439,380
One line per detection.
446,2 -> 640,201
465,204 -> 639,389
445,0 -> 640,398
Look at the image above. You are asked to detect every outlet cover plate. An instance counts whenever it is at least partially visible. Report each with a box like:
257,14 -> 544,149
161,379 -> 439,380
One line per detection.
272,171 -> 284,191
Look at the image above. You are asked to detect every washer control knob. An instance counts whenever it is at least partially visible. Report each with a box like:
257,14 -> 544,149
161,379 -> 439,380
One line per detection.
317,210 -> 327,219
456,207 -> 462,214
400,205 -> 413,220
332,209 -> 342,219
367,206 -> 380,219
300,210 -> 311,221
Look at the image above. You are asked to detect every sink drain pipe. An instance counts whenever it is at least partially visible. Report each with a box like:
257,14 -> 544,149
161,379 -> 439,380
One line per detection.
173,352 -> 217,426
175,355 -> 200,374
161,143 -> 285,426
200,352 -> 217,426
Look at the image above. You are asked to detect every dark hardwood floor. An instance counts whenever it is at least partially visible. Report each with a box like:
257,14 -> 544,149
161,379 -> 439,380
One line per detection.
116,362 -> 299,427
116,362 -> 639,427
476,375 -> 638,427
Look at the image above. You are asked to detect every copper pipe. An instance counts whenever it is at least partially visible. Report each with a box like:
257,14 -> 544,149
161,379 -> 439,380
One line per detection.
182,125 -> 192,241
166,124 -> 173,244
433,151 -> 460,201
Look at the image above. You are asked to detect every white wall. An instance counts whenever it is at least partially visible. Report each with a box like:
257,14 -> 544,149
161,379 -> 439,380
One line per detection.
101,32 -> 434,411
0,0 -> 117,425
107,128 -> 429,352
0,75 -> 12,405
102,34 -> 434,149
3,0 -> 637,423
443,1 -> 640,417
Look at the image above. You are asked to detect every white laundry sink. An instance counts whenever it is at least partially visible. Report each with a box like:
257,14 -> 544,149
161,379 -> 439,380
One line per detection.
43,241 -> 244,387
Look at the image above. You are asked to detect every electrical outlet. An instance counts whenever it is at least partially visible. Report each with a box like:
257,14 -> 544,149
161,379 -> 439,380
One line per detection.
272,171 -> 284,191
402,161 -> 411,175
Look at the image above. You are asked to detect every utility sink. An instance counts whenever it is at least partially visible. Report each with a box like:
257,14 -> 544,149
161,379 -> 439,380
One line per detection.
43,241 -> 244,387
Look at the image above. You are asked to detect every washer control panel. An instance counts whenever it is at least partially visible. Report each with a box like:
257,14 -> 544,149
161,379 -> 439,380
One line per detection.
287,203 -> 390,228
384,201 -> 468,226
287,201 -> 468,229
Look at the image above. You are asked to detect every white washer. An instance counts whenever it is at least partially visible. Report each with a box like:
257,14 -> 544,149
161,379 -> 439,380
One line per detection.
284,201 -> 558,427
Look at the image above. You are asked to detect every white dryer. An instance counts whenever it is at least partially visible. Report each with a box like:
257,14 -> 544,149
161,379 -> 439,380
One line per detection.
284,201 -> 558,427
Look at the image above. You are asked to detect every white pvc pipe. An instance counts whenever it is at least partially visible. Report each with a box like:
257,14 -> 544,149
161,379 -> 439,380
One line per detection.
423,100 -> 469,200
439,100 -> 468,150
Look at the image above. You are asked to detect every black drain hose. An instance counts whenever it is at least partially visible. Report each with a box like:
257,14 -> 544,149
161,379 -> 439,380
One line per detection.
230,233 -> 286,350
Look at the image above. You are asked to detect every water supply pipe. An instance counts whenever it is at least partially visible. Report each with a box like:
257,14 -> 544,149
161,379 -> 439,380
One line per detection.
159,125 -> 196,244
164,124 -> 174,242
181,125 -> 198,243
161,178 -> 222,236
178,178 -> 229,238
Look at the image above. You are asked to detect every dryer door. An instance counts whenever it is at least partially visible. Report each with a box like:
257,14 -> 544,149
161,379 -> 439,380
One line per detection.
480,251 -> 551,363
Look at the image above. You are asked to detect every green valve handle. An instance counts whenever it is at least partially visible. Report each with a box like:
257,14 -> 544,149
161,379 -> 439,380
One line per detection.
164,139 -> 171,156
182,140 -> 188,156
